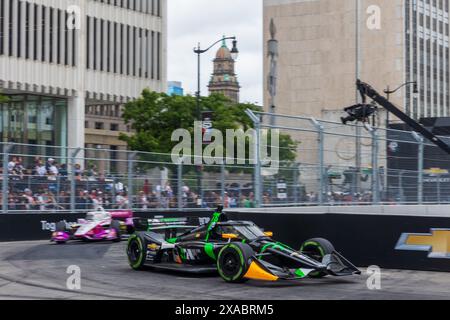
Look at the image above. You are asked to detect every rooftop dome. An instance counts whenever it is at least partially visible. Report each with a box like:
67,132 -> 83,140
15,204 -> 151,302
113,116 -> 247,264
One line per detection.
215,40 -> 232,60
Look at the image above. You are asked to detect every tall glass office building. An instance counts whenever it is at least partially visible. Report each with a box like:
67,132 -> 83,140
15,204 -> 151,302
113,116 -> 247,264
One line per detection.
0,0 -> 167,150
406,0 -> 450,119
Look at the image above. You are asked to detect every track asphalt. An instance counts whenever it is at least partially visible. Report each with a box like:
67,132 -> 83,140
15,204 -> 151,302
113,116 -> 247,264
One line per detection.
0,240 -> 448,300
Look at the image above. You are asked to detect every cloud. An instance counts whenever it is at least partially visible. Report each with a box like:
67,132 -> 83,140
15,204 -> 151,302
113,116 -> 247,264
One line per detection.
168,0 -> 263,105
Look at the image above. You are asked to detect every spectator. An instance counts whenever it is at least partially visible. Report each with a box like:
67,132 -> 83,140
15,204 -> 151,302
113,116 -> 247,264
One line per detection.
74,164 -> 83,180
229,194 -> 237,208
36,161 -> 47,178
7,157 -> 17,174
23,188 -> 36,210
115,181 -> 125,193
59,191 -> 69,210
143,179 -> 150,196
223,192 -> 230,208
148,190 -> 158,208
138,191 -> 149,210
91,192 -> 103,210
13,157 -> 25,178
87,165 -> 98,181
116,191 -> 129,209
159,190 -> 169,209
46,192 -> 61,210
45,158 -> 56,173
76,190 -> 92,211
48,161 -> 59,176
8,192 -> 18,211
59,164 -> 68,180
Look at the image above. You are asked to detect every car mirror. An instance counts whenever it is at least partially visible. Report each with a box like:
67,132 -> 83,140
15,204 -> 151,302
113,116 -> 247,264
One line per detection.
264,231 -> 273,237
222,233 -> 238,240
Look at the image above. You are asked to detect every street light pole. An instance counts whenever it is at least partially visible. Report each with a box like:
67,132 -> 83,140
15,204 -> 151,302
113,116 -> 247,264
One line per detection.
195,44 -> 202,207
193,36 -> 239,207
196,43 -> 201,121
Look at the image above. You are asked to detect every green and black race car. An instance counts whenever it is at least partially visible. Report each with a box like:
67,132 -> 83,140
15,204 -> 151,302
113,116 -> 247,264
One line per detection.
126,207 -> 361,283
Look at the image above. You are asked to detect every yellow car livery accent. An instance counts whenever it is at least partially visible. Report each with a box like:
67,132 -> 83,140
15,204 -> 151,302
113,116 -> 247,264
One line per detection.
244,261 -> 279,281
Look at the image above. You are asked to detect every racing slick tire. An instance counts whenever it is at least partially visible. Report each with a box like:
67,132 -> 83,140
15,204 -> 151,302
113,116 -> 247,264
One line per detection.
127,233 -> 148,270
300,238 -> 335,278
110,220 -> 122,242
217,242 -> 254,283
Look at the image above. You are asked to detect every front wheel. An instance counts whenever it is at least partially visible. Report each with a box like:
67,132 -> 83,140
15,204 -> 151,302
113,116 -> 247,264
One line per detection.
217,243 -> 254,283
54,221 -> 67,244
127,233 -> 147,270
300,238 -> 335,278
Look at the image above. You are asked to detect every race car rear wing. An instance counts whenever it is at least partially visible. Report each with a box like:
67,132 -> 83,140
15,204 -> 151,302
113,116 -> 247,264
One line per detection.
133,217 -> 204,232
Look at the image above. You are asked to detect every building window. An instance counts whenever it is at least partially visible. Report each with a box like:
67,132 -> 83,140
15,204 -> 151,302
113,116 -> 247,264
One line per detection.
157,31 -> 160,80
0,94 -> 68,148
110,123 -> 119,131
0,0 -> 4,56
95,122 -> 104,130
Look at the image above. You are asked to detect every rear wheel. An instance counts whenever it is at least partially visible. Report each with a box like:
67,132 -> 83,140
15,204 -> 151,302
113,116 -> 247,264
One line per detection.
217,243 -> 254,283
127,233 -> 147,270
111,220 -> 122,242
300,238 -> 335,278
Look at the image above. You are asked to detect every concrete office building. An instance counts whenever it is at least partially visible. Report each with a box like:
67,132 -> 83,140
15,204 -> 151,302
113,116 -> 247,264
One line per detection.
264,0 -> 450,122
262,0 -> 450,197
0,0 -> 167,155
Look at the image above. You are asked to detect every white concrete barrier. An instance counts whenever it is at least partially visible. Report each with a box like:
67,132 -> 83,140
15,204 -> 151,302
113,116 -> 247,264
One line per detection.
226,205 -> 450,218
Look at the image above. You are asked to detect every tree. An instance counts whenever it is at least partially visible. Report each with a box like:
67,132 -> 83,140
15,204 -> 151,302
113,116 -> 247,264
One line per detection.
120,90 -> 298,172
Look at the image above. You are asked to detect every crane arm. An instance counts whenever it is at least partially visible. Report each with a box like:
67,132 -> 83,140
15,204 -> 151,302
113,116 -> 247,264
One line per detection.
354,80 -> 450,155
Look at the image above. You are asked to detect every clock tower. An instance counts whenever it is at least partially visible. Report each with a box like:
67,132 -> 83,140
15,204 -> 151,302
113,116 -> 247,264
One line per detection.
208,39 -> 240,103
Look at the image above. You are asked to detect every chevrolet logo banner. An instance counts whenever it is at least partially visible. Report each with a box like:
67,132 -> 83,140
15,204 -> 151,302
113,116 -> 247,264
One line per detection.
396,229 -> 450,259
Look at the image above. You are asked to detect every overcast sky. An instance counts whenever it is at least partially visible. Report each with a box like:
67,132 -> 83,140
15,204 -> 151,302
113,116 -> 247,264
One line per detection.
167,0 -> 263,105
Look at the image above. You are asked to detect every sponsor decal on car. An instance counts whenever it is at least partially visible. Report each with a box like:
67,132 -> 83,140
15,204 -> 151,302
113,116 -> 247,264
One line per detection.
41,220 -> 78,232
147,243 -> 160,251
396,229 -> 450,259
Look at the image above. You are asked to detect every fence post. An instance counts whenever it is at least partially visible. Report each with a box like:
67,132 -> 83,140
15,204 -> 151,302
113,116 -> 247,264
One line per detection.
2,144 -> 13,214
177,160 -> 183,211
412,132 -> 424,204
245,109 -> 262,208
399,170 -> 405,204
293,163 -> 300,205
437,175 -> 441,204
310,118 -> 325,205
367,124 -> 380,204
70,148 -> 82,213
127,152 -> 137,209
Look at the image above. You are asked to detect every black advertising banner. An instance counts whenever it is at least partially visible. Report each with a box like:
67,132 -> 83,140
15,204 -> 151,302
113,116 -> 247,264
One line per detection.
1,210 -> 449,272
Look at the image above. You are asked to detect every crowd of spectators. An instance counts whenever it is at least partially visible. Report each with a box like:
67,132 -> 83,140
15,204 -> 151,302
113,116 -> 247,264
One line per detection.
1,156 -> 260,212
6,156 -> 386,212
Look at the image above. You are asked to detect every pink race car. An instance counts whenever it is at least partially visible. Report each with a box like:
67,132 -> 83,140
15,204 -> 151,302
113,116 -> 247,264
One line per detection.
51,208 -> 136,244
